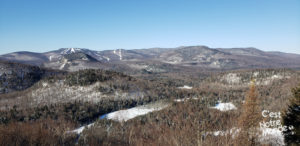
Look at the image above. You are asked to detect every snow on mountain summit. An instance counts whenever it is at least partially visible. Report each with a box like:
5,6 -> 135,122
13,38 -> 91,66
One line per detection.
60,48 -> 86,54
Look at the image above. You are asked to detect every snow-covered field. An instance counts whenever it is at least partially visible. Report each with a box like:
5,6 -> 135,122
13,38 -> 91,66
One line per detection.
71,102 -> 170,134
100,107 -> 164,121
100,102 -> 169,122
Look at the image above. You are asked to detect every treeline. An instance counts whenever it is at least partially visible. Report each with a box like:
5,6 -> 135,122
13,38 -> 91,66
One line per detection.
64,69 -> 131,86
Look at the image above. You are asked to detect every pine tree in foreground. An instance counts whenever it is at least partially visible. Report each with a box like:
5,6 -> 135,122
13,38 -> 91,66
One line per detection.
236,80 -> 261,146
282,83 -> 300,146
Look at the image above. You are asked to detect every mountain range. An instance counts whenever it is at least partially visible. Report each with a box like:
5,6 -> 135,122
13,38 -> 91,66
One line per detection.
1,46 -> 300,72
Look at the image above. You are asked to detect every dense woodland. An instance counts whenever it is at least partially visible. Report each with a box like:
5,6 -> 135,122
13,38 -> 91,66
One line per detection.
0,63 -> 299,145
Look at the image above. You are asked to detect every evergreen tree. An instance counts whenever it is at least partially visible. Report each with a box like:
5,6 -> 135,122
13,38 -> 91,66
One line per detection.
236,80 -> 261,146
282,83 -> 300,145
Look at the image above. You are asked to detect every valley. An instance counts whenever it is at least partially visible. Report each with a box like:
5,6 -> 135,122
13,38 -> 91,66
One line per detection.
0,46 -> 299,145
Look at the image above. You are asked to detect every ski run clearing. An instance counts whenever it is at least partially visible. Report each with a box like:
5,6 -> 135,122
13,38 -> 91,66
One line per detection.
113,49 -> 122,60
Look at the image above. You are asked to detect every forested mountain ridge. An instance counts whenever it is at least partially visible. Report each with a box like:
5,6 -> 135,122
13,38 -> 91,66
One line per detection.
0,61 -> 65,94
1,46 -> 300,71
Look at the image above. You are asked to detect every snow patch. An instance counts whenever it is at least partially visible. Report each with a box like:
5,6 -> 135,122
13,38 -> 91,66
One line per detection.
211,60 -> 221,68
70,48 -> 75,53
101,103 -> 169,122
211,102 -> 237,111
178,85 -> 193,89
208,127 -> 284,145
71,123 -> 94,134
59,59 -> 68,70
69,102 -> 169,134
103,56 -> 110,61
42,82 -> 48,87
209,127 -> 240,138
165,54 -> 183,64
253,72 -> 259,77
271,75 -> 283,79
259,128 -> 284,146
61,48 -> 82,54
174,97 -> 199,102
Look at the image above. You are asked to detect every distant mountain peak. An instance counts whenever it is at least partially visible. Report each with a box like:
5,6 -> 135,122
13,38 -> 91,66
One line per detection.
59,48 -> 87,54
177,45 -> 209,49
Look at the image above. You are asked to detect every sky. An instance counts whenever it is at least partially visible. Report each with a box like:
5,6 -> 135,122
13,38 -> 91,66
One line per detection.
0,0 -> 300,54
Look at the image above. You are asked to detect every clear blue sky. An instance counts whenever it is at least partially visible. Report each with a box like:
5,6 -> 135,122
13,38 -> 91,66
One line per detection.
0,0 -> 299,54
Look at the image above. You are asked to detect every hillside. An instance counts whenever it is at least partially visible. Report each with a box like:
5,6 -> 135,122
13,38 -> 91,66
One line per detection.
0,64 -> 299,145
0,61 -> 65,94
